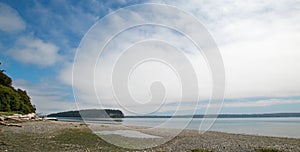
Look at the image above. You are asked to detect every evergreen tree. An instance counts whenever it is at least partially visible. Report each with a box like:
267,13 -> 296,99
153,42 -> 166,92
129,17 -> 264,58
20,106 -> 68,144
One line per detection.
0,62 -> 36,114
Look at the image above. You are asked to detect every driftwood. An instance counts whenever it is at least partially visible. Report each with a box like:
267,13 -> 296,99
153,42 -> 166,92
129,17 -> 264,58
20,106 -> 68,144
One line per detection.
0,121 -> 22,127
0,113 -> 53,127
44,117 -> 58,121
4,116 -> 22,122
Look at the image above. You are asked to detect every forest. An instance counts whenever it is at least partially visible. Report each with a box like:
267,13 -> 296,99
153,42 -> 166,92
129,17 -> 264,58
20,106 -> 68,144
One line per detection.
0,62 -> 36,114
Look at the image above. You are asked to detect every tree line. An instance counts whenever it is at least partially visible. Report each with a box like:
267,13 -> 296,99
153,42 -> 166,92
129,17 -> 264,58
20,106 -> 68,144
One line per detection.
48,109 -> 124,118
0,62 -> 36,114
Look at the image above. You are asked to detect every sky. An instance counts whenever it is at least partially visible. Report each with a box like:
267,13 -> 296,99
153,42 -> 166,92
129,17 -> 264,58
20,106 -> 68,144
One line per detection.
0,0 -> 299,115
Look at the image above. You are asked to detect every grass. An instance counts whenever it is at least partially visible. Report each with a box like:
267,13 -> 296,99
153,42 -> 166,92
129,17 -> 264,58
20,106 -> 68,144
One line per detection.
53,129 -> 100,145
0,126 -> 124,151
99,134 -> 165,149
51,128 -> 126,151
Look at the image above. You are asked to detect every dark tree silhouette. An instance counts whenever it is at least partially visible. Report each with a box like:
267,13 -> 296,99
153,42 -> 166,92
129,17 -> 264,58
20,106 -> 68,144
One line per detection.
48,109 -> 124,118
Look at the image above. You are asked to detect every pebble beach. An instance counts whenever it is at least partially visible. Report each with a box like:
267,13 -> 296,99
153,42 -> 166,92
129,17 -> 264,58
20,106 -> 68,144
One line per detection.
1,121 -> 300,151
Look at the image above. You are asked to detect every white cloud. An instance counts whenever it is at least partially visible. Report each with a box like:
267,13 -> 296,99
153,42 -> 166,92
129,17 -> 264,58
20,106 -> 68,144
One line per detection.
162,0 -> 300,98
59,1 -> 300,114
0,2 -> 25,32
152,98 -> 300,114
13,79 -> 76,115
222,99 -> 300,108
7,36 -> 61,67
63,23 -> 212,115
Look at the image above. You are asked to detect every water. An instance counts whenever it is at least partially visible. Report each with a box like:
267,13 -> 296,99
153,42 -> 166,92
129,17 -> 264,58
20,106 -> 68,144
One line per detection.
58,117 -> 300,139
95,130 -> 162,138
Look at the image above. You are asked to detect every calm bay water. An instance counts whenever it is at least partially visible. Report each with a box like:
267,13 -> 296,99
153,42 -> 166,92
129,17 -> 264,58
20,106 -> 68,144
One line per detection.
58,117 -> 300,139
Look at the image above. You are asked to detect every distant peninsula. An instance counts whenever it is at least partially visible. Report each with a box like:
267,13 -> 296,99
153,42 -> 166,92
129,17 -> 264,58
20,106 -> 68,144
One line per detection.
47,109 -> 124,118
125,113 -> 300,118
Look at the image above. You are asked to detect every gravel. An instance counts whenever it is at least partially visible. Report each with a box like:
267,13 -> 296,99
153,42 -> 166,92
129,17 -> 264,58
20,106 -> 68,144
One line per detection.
1,121 -> 299,152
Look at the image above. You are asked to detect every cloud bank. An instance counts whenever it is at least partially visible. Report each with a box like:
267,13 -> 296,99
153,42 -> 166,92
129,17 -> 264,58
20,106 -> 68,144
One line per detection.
7,36 -> 61,67
61,1 -> 300,114
2,0 -> 300,114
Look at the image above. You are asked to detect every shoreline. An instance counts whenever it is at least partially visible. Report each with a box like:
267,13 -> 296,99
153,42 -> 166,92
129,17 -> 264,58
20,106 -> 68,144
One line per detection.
88,122 -> 300,150
56,117 -> 300,139
90,122 -> 300,140
1,121 -> 300,151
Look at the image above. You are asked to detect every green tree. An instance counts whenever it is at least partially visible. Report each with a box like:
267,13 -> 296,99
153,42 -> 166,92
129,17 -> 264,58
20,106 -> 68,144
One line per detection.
0,62 -> 36,114
17,89 -> 36,113
0,72 -> 12,87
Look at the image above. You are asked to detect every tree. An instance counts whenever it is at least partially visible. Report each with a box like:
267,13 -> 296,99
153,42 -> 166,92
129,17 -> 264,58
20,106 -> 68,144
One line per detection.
0,62 -> 4,72
17,89 -> 36,113
0,62 -> 36,114
0,62 -> 12,86
0,71 -> 12,87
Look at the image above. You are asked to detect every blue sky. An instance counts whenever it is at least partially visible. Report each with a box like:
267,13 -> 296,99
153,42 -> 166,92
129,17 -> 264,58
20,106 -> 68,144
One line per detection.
0,0 -> 300,115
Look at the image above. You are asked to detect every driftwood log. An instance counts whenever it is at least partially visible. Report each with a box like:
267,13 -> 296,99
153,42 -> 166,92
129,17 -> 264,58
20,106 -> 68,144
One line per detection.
0,113 -> 55,127
0,121 -> 22,127
3,116 -> 22,122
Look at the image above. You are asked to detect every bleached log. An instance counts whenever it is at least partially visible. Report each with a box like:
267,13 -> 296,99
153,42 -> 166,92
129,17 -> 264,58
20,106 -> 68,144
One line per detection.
4,116 -> 22,122
0,121 -> 22,127
44,117 -> 58,121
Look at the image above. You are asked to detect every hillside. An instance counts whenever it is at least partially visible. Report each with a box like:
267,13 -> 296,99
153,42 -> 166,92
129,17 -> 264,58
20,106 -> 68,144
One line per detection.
48,109 -> 124,118
0,63 -> 36,114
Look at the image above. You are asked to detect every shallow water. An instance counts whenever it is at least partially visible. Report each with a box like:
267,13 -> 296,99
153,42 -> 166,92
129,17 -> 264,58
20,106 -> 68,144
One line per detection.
94,130 -> 162,138
59,117 -> 300,138
122,117 -> 300,138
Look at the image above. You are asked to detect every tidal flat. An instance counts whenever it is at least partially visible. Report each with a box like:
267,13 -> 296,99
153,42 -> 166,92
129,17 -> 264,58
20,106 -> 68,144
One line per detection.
1,121 -> 300,152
